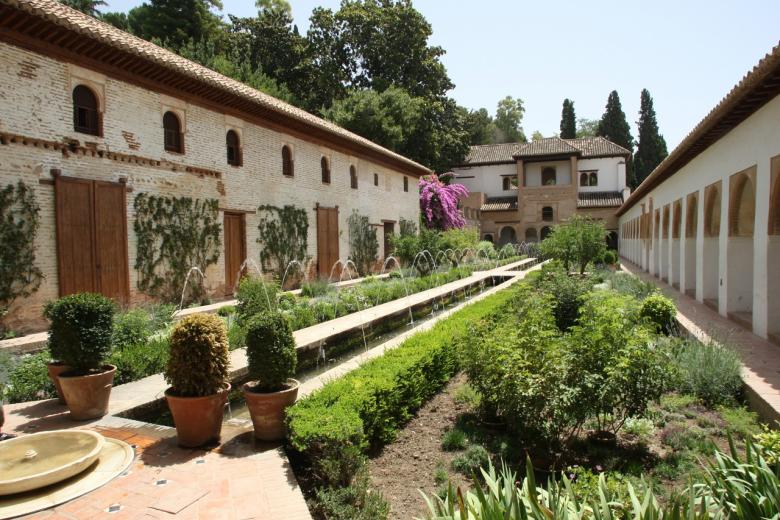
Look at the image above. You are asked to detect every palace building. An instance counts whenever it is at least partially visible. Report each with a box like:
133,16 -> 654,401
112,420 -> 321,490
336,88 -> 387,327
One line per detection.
617,42 -> 780,344
0,0 -> 427,331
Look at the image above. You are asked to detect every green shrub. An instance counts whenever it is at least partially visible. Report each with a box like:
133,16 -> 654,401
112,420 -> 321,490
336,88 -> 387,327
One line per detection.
718,406 -> 760,439
5,351 -> 55,403
442,428 -> 468,451
453,382 -> 481,408
623,417 -> 655,439
670,338 -> 743,406
640,293 -> 677,335
300,279 -> 333,298
43,293 -> 116,371
165,313 -> 229,397
235,277 -> 278,325
567,291 -> 671,434
112,308 -> 152,349
601,249 -> 619,265
475,240 -> 496,260
245,311 -> 296,392
217,305 -> 235,317
604,271 -> 657,300
110,334 -> 170,386
287,287 -> 515,483
313,468 -> 389,520
534,263 -> 593,330
754,423 -> 780,465
451,444 -> 490,475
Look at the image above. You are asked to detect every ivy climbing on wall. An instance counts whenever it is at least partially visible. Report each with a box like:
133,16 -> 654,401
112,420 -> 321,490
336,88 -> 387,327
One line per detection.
348,210 -> 379,276
134,193 -> 221,304
0,181 -> 42,329
256,205 -> 309,280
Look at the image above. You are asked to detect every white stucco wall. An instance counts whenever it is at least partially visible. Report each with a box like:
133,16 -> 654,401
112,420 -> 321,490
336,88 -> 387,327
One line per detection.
452,162 -> 517,198
577,157 -> 626,192
618,94 -> 780,339
525,160 -> 571,187
0,41 -> 421,329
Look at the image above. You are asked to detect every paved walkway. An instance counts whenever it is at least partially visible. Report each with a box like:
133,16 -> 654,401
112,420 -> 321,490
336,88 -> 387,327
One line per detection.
622,260 -> 780,423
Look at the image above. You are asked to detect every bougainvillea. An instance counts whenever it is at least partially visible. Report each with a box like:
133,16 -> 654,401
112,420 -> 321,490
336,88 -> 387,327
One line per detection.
418,173 -> 469,230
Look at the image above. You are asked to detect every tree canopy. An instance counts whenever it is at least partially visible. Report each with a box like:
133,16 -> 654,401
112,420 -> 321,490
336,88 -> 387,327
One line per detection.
559,99 -> 576,139
634,88 -> 668,186
597,91 -> 636,188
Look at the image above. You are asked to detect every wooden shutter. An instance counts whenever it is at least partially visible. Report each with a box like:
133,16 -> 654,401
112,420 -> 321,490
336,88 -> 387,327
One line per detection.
56,177 -> 97,296
224,213 -> 246,295
94,181 -> 130,302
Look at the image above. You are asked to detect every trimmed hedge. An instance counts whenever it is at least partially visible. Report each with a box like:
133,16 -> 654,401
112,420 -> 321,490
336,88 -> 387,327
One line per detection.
286,285 -> 518,473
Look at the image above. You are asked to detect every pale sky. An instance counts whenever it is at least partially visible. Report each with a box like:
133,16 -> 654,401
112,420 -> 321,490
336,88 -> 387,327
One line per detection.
102,0 -> 780,150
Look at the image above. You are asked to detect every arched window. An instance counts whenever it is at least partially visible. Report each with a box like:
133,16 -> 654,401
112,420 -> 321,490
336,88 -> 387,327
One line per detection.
542,206 -> 553,222
540,226 -> 552,240
686,193 -> 698,238
321,157 -> 331,184
350,165 -> 358,189
226,130 -> 241,166
282,145 -> 294,177
502,177 -> 511,190
704,184 -> 721,238
483,234 -> 494,243
542,167 -> 556,186
404,176 -> 409,192
73,85 -> 100,136
589,172 -> 598,186
525,228 -> 538,242
498,226 -> 516,246
729,173 -> 755,237
579,172 -> 588,186
374,173 -> 379,186
163,111 -> 183,153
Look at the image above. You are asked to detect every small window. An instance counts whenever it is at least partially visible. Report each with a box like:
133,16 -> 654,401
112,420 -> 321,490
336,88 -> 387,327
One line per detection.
350,165 -> 358,189
502,177 -> 511,191
542,167 -> 556,186
321,156 -> 331,184
282,145 -> 294,177
226,130 -> 241,166
163,111 -> 183,153
404,176 -> 409,192
374,173 -> 379,186
73,85 -> 100,136
542,206 -> 553,221
580,172 -> 588,186
589,172 -> 598,186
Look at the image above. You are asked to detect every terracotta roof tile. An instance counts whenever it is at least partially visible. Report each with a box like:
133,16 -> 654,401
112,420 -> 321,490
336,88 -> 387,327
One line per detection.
577,191 -> 624,208
2,0 -> 431,175
480,196 -> 518,212
459,137 -> 629,166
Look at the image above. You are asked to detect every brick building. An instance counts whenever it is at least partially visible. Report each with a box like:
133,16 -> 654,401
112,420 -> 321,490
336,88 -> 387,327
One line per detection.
0,0 -> 428,331
452,137 -> 630,248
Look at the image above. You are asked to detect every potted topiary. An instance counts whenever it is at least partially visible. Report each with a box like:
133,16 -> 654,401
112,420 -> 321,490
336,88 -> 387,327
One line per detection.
243,311 -> 298,441
164,313 -> 231,448
44,293 -> 116,420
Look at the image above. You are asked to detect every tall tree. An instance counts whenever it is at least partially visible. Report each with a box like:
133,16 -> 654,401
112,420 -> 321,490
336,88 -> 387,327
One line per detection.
494,96 -> 526,143
559,99 -> 576,139
127,0 -> 225,51
597,91 -> 636,188
60,0 -> 106,16
462,108 -> 494,145
634,89 -> 668,186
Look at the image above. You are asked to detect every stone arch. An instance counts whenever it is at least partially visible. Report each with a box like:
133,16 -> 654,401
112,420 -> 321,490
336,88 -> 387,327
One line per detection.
483,233 -> 494,243
729,169 -> 756,237
525,227 -> 538,242
498,226 -> 516,246
685,192 -> 698,238
704,182 -> 722,238
540,226 -> 552,240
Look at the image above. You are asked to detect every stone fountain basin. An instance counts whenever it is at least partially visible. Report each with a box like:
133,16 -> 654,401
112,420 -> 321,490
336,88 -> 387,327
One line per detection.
0,430 -> 105,495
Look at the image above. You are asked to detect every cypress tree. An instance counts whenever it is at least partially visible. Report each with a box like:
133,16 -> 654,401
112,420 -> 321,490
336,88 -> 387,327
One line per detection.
634,89 -> 668,186
560,99 -> 576,139
597,91 -> 635,188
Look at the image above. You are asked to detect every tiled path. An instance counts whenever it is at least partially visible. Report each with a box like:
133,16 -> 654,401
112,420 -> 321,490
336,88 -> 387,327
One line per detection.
3,259 -> 539,519
622,260 -> 780,423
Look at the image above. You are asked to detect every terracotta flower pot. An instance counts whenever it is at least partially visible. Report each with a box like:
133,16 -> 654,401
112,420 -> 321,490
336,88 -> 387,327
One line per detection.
58,365 -> 116,421
243,379 -> 299,441
165,384 -> 230,448
46,361 -> 72,404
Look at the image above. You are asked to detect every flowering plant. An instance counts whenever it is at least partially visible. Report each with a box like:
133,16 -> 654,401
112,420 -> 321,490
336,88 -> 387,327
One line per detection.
418,173 -> 469,230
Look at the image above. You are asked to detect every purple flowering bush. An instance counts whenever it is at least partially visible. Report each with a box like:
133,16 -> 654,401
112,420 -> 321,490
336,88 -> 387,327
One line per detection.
419,173 -> 469,230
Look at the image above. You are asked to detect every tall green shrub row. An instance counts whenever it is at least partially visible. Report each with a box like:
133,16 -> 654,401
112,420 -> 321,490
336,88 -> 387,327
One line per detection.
287,286 -> 518,482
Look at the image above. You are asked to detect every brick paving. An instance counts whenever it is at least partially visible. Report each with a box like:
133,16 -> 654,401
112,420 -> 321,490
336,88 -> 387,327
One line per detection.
622,260 -> 780,423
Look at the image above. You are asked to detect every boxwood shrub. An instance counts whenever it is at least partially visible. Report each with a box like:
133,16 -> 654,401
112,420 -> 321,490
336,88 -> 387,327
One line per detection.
286,285 -> 517,481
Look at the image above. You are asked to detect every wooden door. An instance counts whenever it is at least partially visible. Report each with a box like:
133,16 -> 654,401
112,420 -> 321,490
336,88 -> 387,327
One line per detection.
383,221 -> 395,259
224,212 -> 246,295
94,182 -> 130,302
316,206 -> 339,278
55,176 -> 129,302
